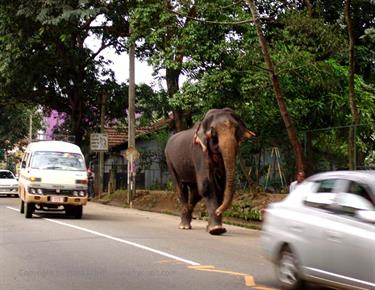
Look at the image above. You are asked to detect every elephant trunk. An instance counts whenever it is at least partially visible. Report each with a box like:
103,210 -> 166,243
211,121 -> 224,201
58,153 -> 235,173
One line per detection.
215,133 -> 237,216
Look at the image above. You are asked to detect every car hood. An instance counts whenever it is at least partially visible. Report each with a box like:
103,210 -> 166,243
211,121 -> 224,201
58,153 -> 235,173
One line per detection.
0,179 -> 18,186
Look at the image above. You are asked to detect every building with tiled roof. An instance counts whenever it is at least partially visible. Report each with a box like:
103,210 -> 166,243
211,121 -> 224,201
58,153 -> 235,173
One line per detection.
105,118 -> 171,149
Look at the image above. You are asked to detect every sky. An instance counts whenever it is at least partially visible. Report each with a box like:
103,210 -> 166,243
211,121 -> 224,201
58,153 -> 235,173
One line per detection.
84,33 -> 158,87
101,48 -> 156,86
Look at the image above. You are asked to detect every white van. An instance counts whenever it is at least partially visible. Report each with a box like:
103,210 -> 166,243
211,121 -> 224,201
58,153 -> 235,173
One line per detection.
18,141 -> 88,218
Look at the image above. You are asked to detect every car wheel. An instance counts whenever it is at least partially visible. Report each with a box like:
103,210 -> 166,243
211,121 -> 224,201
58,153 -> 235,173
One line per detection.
277,246 -> 304,290
25,202 -> 34,219
20,200 -> 25,214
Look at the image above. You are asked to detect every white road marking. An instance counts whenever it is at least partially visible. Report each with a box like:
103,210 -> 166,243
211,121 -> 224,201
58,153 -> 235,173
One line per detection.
6,206 -> 200,266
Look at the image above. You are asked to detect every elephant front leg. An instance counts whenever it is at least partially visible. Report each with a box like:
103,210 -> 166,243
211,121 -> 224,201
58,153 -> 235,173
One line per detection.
205,198 -> 227,235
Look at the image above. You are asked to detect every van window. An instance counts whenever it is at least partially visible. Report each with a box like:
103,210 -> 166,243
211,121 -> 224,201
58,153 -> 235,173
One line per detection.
30,151 -> 85,171
21,153 -> 30,168
26,153 -> 32,168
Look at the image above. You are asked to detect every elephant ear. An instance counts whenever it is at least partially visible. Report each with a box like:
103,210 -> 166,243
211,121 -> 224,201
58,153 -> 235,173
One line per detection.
227,111 -> 256,142
193,122 -> 208,151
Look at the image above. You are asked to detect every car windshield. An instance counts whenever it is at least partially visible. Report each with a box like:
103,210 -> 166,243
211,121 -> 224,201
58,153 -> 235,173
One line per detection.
0,171 -> 15,179
31,151 -> 85,171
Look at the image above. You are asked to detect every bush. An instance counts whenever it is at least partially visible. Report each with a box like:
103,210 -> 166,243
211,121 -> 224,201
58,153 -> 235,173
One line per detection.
224,200 -> 262,221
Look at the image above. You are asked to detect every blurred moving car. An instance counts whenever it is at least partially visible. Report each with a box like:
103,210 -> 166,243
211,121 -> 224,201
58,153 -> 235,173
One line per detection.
261,170 -> 375,290
0,169 -> 19,197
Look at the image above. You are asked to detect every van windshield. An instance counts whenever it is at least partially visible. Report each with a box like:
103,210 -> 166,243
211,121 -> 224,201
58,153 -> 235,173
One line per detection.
30,151 -> 86,171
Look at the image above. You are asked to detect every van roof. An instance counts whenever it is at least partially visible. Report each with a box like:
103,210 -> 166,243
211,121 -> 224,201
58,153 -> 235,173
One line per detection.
26,141 -> 83,154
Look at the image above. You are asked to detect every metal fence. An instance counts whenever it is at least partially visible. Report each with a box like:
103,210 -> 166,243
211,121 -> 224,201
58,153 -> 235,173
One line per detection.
100,163 -> 169,192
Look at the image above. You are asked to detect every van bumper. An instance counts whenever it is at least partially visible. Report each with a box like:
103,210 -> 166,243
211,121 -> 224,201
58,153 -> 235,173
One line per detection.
24,194 -> 88,205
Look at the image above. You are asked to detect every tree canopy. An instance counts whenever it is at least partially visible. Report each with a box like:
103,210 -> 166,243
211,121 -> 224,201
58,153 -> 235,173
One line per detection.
0,0 -> 374,175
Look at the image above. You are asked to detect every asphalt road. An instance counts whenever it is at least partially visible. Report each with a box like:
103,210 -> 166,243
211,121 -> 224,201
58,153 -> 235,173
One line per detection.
1,196 -> 280,290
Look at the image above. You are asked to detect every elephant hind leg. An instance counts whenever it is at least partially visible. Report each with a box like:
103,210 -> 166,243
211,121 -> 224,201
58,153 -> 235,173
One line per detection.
179,183 -> 191,230
179,184 -> 201,230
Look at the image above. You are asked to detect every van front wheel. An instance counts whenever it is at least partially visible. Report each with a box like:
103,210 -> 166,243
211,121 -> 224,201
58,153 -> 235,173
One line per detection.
20,200 -> 25,214
74,205 -> 83,219
25,202 -> 34,218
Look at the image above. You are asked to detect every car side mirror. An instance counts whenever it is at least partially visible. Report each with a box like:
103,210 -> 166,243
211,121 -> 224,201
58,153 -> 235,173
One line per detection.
303,192 -> 336,209
355,210 -> 375,224
334,192 -> 374,211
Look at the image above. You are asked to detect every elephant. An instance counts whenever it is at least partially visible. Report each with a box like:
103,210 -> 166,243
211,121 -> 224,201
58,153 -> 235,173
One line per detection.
164,108 -> 255,235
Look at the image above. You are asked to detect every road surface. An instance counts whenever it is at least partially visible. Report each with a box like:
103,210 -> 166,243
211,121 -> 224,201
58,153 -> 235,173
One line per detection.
1,196 -> 280,290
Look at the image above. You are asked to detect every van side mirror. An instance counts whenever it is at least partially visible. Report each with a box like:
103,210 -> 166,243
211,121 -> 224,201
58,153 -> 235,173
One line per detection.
21,161 -> 26,168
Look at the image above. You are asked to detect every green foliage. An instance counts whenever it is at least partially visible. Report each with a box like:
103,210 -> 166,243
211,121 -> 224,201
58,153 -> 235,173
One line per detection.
224,200 -> 262,222
0,103 -> 42,149
0,0 -> 374,175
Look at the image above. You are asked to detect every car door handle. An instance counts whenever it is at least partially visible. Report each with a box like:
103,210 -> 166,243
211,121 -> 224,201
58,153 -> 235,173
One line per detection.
290,225 -> 303,232
327,231 -> 342,242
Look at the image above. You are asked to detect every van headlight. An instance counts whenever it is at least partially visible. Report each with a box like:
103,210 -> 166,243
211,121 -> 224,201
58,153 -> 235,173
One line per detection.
29,187 -> 43,195
72,190 -> 86,197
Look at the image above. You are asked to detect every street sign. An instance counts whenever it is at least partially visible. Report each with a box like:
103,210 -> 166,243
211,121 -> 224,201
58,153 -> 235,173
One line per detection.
90,133 -> 108,152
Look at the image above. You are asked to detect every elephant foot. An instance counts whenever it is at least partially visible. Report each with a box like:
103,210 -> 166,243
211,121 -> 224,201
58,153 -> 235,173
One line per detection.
179,223 -> 192,230
207,225 -> 226,235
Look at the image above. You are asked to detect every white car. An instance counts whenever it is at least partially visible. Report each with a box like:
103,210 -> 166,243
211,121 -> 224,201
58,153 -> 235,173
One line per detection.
261,170 -> 375,290
0,169 -> 19,197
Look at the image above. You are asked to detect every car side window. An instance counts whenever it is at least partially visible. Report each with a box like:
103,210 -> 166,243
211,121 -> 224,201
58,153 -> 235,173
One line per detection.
316,179 -> 336,193
348,181 -> 374,205
304,179 -> 339,208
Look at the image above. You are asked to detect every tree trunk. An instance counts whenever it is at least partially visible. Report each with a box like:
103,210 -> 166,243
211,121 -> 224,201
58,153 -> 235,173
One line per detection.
303,0 -> 313,17
164,1 -> 196,132
165,68 -> 187,132
344,0 -> 360,169
247,0 -> 305,172
239,156 -> 254,190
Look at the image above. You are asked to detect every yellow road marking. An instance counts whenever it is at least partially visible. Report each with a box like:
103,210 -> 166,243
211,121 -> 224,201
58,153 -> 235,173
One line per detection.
188,265 -> 279,289
189,265 -> 250,276
253,286 -> 279,290
244,275 -> 256,286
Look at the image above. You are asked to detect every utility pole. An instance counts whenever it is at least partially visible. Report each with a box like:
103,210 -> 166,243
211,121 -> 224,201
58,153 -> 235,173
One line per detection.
127,34 -> 136,206
29,113 -> 33,142
99,94 -> 106,198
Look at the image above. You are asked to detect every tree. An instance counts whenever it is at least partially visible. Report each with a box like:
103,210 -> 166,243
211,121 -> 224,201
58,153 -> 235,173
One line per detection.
131,0 -> 251,131
0,102 -> 42,149
0,0 -> 129,146
246,0 -> 305,172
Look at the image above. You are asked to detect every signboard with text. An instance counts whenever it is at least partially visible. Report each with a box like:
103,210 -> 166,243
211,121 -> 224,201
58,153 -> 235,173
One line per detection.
90,133 -> 108,152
